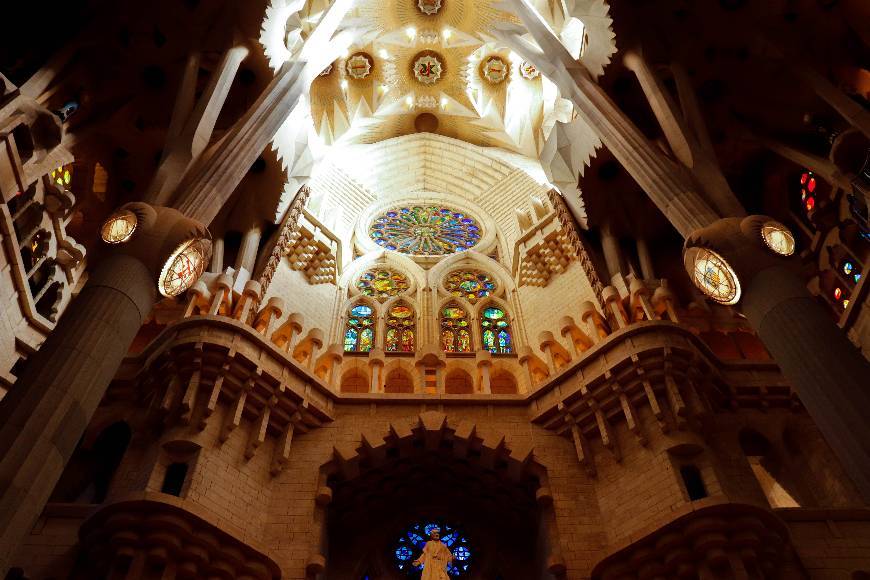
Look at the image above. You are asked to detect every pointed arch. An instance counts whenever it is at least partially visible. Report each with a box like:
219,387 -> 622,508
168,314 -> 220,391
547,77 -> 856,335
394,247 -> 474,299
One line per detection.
384,298 -> 417,353
477,296 -> 514,354
344,298 -> 378,353
439,300 -> 473,353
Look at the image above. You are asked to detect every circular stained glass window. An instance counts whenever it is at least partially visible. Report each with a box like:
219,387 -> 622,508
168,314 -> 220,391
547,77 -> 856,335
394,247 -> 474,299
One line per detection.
687,247 -> 741,306
760,222 -> 795,256
370,206 -> 481,256
101,209 -> 138,244
445,270 -> 496,303
158,238 -> 211,298
357,269 -> 411,301
393,521 -> 472,577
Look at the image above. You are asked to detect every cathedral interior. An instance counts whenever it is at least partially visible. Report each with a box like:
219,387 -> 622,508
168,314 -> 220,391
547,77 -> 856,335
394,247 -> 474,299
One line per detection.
0,0 -> 869,578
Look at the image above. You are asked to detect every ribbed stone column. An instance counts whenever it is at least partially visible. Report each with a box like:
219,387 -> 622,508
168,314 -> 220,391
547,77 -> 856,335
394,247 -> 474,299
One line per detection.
0,254 -> 154,569
742,265 -> 870,499
686,216 -> 870,502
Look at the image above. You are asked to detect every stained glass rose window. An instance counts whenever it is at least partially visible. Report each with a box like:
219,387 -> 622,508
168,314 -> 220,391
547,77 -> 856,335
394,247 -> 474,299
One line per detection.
370,206 -> 481,256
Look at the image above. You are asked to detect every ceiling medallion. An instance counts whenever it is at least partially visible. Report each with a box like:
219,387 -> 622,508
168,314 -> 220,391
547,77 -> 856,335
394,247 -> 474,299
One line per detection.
346,53 -> 372,80
413,53 -> 443,85
520,61 -> 540,80
417,0 -> 443,16
481,56 -> 509,84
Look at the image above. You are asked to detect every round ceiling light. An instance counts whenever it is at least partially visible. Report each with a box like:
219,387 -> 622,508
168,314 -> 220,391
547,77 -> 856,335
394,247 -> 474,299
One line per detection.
158,238 -> 211,297
417,0 -> 443,15
481,56 -> 509,84
760,221 -> 795,257
346,53 -> 372,79
520,61 -> 540,80
100,209 -> 138,244
687,247 -> 741,306
413,53 -> 443,85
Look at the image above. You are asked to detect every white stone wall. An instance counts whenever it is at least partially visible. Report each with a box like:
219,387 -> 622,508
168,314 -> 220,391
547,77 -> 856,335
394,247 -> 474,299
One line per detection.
264,267 -> 340,341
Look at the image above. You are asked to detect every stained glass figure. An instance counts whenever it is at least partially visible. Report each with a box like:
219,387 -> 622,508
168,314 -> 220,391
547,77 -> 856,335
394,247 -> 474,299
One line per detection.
345,303 -> 376,352
370,206 -> 481,256
480,306 -> 512,354
386,302 -> 416,352
441,303 -> 472,353
393,521 -> 472,577
357,269 -> 411,301
445,270 -> 496,303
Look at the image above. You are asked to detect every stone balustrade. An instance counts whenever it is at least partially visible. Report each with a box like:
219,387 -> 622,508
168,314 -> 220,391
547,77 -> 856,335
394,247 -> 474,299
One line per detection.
0,79 -> 86,392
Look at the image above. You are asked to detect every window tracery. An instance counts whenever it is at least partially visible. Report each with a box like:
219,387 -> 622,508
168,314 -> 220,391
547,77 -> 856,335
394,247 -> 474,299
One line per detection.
440,302 -> 472,353
344,303 -> 376,352
386,301 -> 416,352
480,305 -> 512,354
444,270 -> 495,303
369,205 -> 481,256
357,268 -> 411,301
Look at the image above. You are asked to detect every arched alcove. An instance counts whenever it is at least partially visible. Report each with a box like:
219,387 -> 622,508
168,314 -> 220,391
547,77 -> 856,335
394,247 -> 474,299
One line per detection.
384,368 -> 414,394
342,368 -> 370,393
322,413 -> 549,580
490,369 -> 517,395
445,369 -> 474,394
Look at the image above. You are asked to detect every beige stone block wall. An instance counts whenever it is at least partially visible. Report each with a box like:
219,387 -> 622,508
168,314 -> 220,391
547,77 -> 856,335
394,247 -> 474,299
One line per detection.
265,266 -> 340,339
517,260 -> 598,357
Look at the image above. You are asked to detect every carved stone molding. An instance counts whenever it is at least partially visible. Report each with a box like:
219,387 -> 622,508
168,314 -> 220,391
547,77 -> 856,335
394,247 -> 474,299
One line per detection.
591,501 -> 802,579
77,495 -> 282,579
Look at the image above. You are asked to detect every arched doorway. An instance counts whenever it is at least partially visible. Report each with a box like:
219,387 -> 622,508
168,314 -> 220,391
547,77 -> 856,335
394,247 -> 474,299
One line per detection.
322,413 -> 553,579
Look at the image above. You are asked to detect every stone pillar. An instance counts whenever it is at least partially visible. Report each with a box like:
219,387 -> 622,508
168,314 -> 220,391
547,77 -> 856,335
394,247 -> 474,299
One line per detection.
0,203 -> 208,567
369,350 -> 385,393
210,236 -> 224,273
600,221 -> 622,280
685,216 -> 870,501
636,237 -> 655,280
0,254 -> 152,568
476,351 -> 492,394
496,0 -> 721,237
235,224 -> 262,274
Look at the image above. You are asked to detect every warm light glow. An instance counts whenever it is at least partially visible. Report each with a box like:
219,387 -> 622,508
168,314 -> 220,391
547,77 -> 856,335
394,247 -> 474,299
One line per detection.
158,238 -> 211,297
405,26 -> 417,39
442,28 -> 452,40
100,209 -> 138,244
405,95 -> 415,107
440,97 -> 448,109
760,222 -> 796,256
688,248 -> 741,305
341,79 -> 349,90
378,48 -> 389,59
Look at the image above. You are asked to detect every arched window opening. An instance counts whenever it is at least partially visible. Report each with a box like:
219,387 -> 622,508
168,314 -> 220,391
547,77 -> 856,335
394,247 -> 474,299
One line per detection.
445,369 -> 473,394
161,462 -> 189,497
393,521 -> 472,577
490,369 -> 517,394
341,368 -> 370,393
444,270 -> 496,303
386,301 -> 415,353
345,302 -> 376,353
481,306 -> 512,354
679,465 -> 707,501
739,429 -> 800,508
441,303 -> 472,353
384,368 -> 414,393
357,268 -> 410,301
